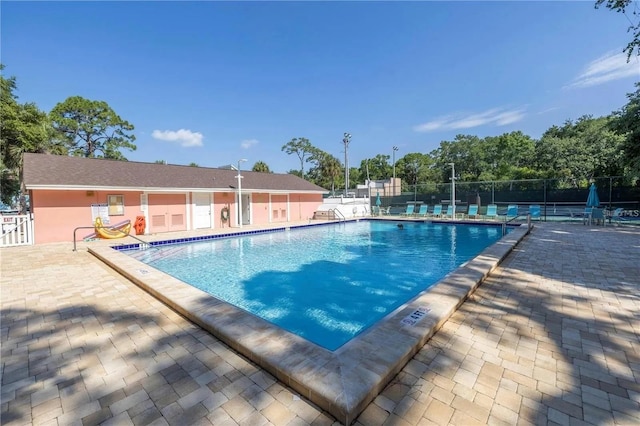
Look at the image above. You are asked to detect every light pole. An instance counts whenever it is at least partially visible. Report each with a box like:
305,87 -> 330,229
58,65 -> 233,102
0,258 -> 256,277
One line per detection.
449,162 -> 456,217
392,146 -> 398,197
237,159 -> 247,228
343,132 -> 351,196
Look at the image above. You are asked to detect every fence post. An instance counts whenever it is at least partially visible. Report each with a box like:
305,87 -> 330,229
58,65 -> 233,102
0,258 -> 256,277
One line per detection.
527,213 -> 531,229
609,177 -> 613,210
543,179 -> 547,222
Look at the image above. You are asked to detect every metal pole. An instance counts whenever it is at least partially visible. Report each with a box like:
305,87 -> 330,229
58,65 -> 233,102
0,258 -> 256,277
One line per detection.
237,159 -> 247,228
343,133 -> 351,196
609,177 -> 613,209
449,163 -> 456,217
392,146 -> 398,197
543,179 -> 547,222
491,181 -> 495,205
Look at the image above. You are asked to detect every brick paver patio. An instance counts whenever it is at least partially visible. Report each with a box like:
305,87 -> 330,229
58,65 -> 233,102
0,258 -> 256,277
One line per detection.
2,223 -> 639,425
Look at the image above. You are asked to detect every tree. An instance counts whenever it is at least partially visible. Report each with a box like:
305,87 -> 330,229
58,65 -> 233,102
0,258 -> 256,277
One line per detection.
0,65 -> 63,210
252,161 -> 271,173
611,82 -> 640,173
535,115 -> 625,186
188,162 -> 199,167
286,169 -> 303,178
396,153 -> 434,190
50,96 -> 136,159
595,0 -> 640,60
154,160 -> 166,164
431,135 -> 484,182
359,154 -> 392,181
306,148 -> 342,194
281,137 -> 313,177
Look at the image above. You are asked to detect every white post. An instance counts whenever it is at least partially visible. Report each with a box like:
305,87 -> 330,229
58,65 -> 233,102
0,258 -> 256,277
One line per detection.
449,162 -> 456,218
392,146 -> 398,197
343,133 -> 351,196
237,159 -> 247,228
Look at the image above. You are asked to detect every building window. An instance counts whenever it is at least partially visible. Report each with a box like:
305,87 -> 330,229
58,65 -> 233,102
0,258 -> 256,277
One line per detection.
107,195 -> 124,216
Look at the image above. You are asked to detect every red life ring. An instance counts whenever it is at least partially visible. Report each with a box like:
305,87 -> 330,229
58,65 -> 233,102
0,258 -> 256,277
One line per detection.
134,216 -> 146,235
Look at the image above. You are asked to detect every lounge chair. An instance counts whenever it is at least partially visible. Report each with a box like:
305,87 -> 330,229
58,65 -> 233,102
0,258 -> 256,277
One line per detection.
610,208 -> 624,225
415,204 -> 428,217
466,204 -> 479,219
506,204 -> 519,220
444,205 -> 455,219
590,208 -> 605,226
400,204 -> 415,216
582,207 -> 593,225
485,204 -> 498,220
529,204 -> 541,221
431,204 -> 443,218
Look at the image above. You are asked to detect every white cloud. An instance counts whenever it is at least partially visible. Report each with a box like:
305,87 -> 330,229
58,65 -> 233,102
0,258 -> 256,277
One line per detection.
413,107 -> 526,133
566,50 -> 640,89
240,139 -> 259,149
537,107 -> 561,115
152,129 -> 203,147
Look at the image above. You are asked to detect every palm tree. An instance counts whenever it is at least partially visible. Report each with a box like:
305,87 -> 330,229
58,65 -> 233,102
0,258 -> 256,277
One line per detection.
319,153 -> 342,195
252,161 -> 271,173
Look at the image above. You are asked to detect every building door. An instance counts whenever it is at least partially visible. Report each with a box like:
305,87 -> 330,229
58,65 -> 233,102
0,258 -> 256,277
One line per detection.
193,193 -> 211,229
237,193 -> 251,226
148,194 -> 187,234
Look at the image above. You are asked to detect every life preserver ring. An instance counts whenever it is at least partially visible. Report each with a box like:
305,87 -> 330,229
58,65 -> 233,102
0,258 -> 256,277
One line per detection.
221,207 -> 229,222
134,216 -> 146,235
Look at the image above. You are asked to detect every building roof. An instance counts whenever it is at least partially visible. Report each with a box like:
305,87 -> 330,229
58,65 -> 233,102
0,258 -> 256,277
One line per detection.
23,153 -> 328,194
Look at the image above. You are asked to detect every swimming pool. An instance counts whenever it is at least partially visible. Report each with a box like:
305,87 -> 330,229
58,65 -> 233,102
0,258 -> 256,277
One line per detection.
124,221 -> 507,350
90,219 -> 528,423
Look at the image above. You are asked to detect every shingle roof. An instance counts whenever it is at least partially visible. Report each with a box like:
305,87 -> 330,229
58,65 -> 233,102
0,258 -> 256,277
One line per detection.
23,153 -> 328,193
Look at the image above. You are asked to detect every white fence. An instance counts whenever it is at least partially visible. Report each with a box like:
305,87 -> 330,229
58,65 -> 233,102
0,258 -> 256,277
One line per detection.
1,214 -> 34,247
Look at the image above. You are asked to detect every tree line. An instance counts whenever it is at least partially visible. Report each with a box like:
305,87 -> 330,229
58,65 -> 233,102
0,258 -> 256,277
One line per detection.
282,85 -> 639,194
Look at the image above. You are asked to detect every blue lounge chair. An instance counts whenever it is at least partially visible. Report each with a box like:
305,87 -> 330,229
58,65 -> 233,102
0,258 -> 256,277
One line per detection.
466,204 -> 479,219
431,204 -> 443,218
506,204 -> 519,219
529,205 -> 541,221
590,208 -> 605,226
415,204 -> 428,217
485,204 -> 498,220
582,207 -> 593,225
444,205 -> 455,219
401,204 -> 415,216
610,208 -> 624,225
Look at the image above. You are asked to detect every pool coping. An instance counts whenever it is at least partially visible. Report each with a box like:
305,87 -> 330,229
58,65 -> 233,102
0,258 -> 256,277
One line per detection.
88,221 -> 530,425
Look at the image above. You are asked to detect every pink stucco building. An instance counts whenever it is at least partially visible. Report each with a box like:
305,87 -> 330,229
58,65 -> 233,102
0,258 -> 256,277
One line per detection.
23,154 -> 327,244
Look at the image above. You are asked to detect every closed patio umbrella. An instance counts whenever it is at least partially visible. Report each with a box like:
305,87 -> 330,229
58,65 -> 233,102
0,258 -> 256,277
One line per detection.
586,183 -> 600,208
375,191 -> 382,215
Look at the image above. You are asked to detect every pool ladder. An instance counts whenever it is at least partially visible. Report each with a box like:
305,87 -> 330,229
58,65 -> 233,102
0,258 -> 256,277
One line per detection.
329,208 -> 346,222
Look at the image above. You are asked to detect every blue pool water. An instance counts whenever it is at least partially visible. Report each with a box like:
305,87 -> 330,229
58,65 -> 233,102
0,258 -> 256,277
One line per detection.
126,221 -> 507,350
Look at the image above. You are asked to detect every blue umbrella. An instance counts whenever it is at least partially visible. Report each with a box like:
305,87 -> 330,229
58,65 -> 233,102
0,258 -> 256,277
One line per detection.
375,191 -> 382,207
586,183 -> 600,207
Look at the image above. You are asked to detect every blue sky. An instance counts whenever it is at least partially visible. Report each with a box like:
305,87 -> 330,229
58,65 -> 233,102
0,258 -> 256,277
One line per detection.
2,1 -> 639,173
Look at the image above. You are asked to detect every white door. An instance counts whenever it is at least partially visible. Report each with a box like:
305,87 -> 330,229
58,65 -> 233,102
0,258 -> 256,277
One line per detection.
241,194 -> 251,226
193,193 -> 212,229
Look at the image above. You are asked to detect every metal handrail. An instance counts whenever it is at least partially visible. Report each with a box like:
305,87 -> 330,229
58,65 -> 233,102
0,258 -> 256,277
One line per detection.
330,208 -> 345,222
72,226 -> 150,251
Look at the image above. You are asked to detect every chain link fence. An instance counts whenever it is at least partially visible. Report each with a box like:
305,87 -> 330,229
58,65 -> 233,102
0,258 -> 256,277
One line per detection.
373,176 -> 640,222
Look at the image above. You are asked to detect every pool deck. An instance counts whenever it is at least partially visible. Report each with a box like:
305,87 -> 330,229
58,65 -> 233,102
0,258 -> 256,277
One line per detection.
2,220 -> 640,425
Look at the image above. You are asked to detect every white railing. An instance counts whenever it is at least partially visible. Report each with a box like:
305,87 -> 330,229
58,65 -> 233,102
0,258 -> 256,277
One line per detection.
1,214 -> 34,247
